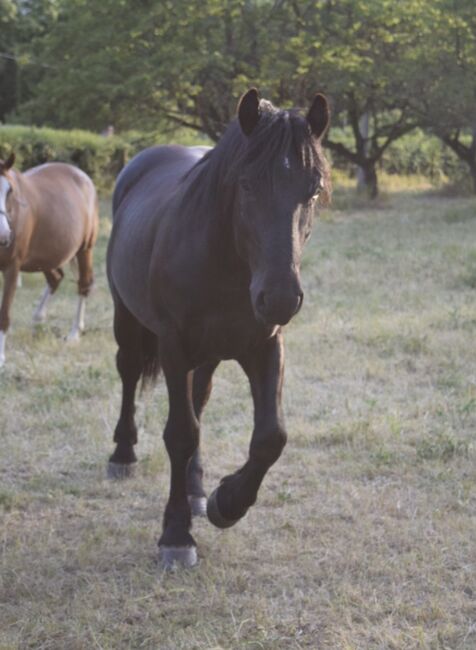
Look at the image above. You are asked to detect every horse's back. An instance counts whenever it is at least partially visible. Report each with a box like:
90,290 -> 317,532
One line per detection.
112,145 -> 209,215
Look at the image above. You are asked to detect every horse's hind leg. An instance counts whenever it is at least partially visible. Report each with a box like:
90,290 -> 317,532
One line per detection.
207,333 -> 287,529
108,297 -> 147,478
187,361 -> 219,516
0,264 -> 20,367
67,247 -> 94,341
33,268 -> 64,324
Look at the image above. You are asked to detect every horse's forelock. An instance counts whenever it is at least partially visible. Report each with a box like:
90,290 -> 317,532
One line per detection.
238,106 -> 330,195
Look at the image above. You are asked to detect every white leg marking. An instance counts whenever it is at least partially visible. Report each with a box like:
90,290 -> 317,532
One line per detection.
32,285 -> 52,324
0,330 -> 6,367
16,273 -> 22,288
66,296 -> 86,342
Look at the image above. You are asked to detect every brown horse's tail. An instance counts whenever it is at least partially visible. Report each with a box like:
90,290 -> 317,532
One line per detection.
140,326 -> 161,391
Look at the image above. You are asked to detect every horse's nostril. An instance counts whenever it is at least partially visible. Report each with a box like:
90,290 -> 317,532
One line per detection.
256,290 -> 266,314
296,291 -> 304,313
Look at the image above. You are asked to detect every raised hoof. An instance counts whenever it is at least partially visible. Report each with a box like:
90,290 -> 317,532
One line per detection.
158,545 -> 198,570
107,461 -> 137,479
188,495 -> 207,517
207,487 -> 240,529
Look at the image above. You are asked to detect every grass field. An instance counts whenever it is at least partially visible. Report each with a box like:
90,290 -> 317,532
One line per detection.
0,184 -> 475,649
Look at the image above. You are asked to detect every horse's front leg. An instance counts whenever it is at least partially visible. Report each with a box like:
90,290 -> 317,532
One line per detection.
207,332 -> 287,528
0,263 -> 20,367
159,327 -> 200,568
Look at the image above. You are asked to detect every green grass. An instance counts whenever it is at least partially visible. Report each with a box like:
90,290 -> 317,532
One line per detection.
0,186 -> 475,649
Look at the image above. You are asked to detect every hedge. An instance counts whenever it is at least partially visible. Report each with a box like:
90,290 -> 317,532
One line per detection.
0,125 -> 130,191
0,125 -> 210,192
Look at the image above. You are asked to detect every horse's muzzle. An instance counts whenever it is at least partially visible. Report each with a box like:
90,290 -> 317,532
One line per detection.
254,287 -> 304,326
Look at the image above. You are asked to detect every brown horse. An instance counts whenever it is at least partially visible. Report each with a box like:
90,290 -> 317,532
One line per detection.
0,154 -> 98,366
107,89 -> 331,568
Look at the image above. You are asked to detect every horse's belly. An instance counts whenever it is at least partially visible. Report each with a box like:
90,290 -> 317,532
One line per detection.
22,222 -> 84,271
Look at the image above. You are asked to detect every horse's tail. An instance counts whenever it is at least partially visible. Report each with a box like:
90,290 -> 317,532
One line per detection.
140,326 -> 161,392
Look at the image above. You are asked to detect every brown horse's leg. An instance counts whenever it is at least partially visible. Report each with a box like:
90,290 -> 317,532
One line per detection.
67,247 -> 94,341
108,296 -> 143,478
207,332 -> 287,529
158,325 -> 199,568
33,268 -> 64,324
0,263 -> 20,367
187,361 -> 220,516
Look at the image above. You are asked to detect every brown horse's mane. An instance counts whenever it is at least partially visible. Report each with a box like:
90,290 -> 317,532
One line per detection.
180,99 -> 331,214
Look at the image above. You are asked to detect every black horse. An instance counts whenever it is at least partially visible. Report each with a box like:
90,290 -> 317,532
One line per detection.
107,89 -> 330,567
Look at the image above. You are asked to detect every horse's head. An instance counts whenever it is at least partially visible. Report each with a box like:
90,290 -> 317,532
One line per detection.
233,90 -> 330,326
0,152 -> 16,248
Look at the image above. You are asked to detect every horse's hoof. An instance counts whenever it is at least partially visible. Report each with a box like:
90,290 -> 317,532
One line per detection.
158,545 -> 198,570
188,495 -> 207,517
66,331 -> 81,343
206,487 -> 240,529
107,461 -> 136,479
32,310 -> 47,325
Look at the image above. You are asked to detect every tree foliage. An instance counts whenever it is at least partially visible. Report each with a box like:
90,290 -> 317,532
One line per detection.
1,0 -> 476,194
408,0 -> 476,190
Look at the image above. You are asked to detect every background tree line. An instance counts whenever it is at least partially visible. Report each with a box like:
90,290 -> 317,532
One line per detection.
1,0 -> 475,196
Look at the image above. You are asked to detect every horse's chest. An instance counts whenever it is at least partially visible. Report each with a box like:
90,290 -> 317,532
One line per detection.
185,309 -> 264,364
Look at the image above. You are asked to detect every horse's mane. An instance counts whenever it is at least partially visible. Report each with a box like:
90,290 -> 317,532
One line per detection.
180,99 -> 331,214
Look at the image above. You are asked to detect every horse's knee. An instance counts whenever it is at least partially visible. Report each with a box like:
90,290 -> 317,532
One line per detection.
163,418 -> 199,461
0,312 -> 10,332
116,346 -> 141,379
78,274 -> 93,297
251,425 -> 287,466
45,268 -> 64,293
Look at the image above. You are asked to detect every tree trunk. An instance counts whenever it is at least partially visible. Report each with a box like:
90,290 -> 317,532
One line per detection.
469,160 -> 476,194
356,111 -> 370,193
361,162 -> 378,199
471,126 -> 476,194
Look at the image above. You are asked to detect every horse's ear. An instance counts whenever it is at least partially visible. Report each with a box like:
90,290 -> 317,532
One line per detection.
238,88 -> 260,136
307,93 -> 330,140
4,152 -> 15,170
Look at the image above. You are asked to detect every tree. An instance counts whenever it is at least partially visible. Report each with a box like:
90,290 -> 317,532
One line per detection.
0,0 -> 18,121
16,0 -> 268,137
0,0 -> 60,121
409,0 -> 476,192
259,0 -> 427,197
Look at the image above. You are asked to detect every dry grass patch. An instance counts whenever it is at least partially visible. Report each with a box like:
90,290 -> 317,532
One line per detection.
1,190 -> 475,649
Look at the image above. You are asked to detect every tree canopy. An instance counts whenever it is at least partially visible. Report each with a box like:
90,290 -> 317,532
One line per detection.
2,0 -> 476,194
